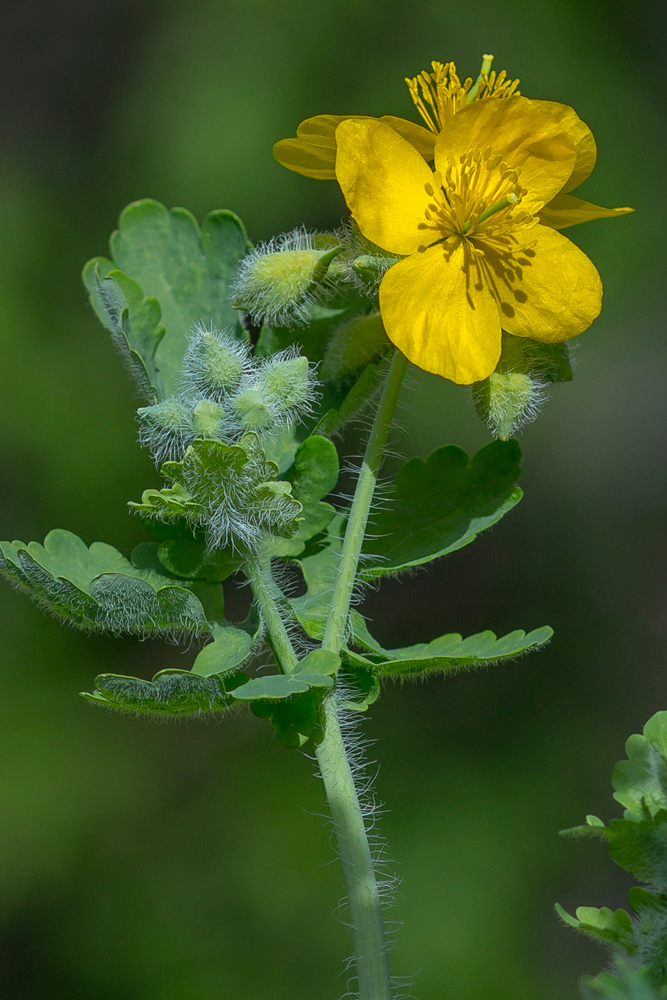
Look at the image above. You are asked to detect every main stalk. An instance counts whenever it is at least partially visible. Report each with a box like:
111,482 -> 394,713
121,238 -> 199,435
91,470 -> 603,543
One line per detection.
316,350 -> 408,1000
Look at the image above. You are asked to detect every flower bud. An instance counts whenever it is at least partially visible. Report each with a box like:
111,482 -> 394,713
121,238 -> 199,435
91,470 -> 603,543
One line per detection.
137,397 -> 194,462
258,354 -> 311,412
472,371 -> 541,440
231,228 -> 342,328
230,388 -> 274,431
192,399 -> 226,438
182,325 -> 249,399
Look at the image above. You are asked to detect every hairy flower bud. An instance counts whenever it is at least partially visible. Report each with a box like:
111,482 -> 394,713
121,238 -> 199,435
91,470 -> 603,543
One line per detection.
231,228 -> 342,327
181,324 -> 250,400
137,397 -> 195,463
258,354 -> 311,412
472,371 -> 543,440
192,399 -> 226,438
230,388 -> 274,431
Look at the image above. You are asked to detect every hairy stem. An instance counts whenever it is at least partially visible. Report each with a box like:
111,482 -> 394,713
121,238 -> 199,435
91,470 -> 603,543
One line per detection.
316,349 -> 408,1000
323,349 -> 408,654
244,550 -> 298,673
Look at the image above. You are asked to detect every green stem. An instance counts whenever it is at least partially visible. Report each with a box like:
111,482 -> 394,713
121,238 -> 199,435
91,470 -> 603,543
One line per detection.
244,550 -> 298,674
322,349 -> 409,654
316,349 -> 408,1000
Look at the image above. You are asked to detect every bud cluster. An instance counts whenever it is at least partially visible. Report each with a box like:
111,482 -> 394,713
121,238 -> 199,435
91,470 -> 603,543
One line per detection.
134,325 -> 317,550
137,324 -> 316,464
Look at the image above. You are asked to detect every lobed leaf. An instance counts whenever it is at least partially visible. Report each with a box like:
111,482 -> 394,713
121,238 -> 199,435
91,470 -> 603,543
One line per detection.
83,200 -> 250,399
343,626 -> 553,677
267,435 -> 339,557
81,668 -> 249,718
360,440 -> 523,579
0,529 -> 237,638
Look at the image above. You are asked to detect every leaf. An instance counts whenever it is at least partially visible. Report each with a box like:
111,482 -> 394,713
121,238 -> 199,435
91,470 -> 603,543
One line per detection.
613,712 -> 667,821
82,262 -> 163,397
0,529 -> 229,637
292,649 -> 340,676
81,668 -> 249,718
83,200 -> 250,398
339,667 -> 381,712
360,440 -> 523,579
128,482 -> 204,522
191,626 -> 255,676
343,626 -> 553,677
231,672 -> 333,701
157,538 -> 242,582
555,903 -> 635,952
267,435 -> 339,557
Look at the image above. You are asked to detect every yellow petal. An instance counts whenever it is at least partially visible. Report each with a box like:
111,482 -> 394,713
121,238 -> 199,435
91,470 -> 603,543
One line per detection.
535,100 -> 597,193
274,114 -> 353,179
335,119 -> 435,256
435,96 -> 577,213
273,114 -> 436,180
539,192 -> 634,229
378,242 -> 502,384
482,224 -> 602,342
381,116 -> 437,159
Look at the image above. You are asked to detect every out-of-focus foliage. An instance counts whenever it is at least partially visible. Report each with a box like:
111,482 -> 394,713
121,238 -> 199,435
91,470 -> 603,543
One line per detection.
0,0 -> 662,998
559,712 -> 667,995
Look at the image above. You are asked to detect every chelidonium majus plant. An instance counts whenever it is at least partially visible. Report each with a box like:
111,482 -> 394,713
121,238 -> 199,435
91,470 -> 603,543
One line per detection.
1,54 -> 640,998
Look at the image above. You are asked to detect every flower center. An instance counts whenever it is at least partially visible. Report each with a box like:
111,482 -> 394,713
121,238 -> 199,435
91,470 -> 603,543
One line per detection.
417,147 -> 536,255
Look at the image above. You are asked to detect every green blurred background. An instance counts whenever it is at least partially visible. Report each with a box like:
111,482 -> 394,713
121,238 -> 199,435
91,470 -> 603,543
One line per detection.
0,1 -> 664,996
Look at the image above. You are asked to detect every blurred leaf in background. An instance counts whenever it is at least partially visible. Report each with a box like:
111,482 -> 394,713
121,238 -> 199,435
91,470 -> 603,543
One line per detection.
0,1 -> 664,997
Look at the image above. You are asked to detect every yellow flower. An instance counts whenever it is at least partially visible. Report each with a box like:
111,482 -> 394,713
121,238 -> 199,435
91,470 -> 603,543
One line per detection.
273,57 -> 632,231
335,97 -> 606,384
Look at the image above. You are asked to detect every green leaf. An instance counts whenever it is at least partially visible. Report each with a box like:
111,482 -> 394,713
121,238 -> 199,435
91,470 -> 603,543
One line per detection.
128,482 -> 204,522
613,712 -> 667,821
81,668 -> 249,718
339,667 -> 381,712
0,529 -> 235,638
292,649 -> 340,676
360,440 -> 523,579
82,262 -> 163,397
157,538 -> 242,582
289,516 -> 344,640
343,626 -> 553,677
267,435 -> 339,557
83,200 -> 250,398
556,903 -> 636,952
191,626 -> 255,676
231,672 -> 333,701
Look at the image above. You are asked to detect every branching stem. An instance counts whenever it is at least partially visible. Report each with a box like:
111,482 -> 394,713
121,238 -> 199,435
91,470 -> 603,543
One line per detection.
316,349 -> 408,1000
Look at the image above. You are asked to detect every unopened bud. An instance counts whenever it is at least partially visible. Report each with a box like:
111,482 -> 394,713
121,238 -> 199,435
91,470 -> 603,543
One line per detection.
137,397 -> 194,462
182,326 -> 248,399
231,388 -> 274,430
472,371 -> 541,440
192,399 -> 226,437
259,355 -> 310,411
231,227 -> 342,327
